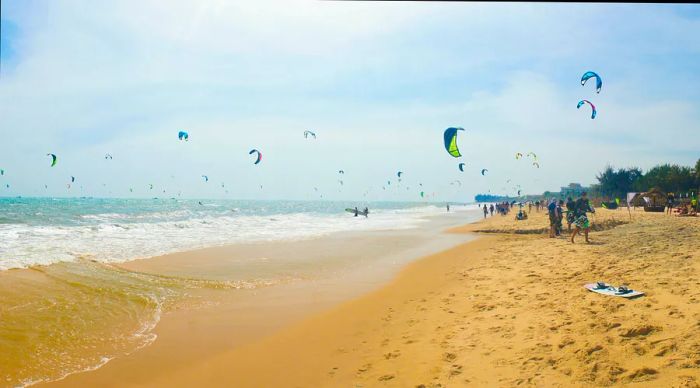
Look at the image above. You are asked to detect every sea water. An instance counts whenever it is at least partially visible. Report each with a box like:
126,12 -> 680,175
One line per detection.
0,197 -> 466,270
0,197 -> 477,387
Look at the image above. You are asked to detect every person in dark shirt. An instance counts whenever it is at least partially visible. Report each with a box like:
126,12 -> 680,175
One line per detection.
565,196 -> 576,232
571,192 -> 595,243
556,200 -> 564,236
547,199 -> 557,238
666,192 -> 675,215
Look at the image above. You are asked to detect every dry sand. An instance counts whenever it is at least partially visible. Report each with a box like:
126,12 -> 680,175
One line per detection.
46,208 -> 700,387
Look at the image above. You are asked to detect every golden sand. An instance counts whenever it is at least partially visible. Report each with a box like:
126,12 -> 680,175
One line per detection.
45,208 -> 700,387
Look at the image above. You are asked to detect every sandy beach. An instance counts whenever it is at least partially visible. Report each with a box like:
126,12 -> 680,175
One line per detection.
40,207 -> 700,387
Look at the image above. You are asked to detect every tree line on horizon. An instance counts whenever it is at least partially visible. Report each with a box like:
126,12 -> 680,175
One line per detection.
590,159 -> 700,200
474,159 -> 699,203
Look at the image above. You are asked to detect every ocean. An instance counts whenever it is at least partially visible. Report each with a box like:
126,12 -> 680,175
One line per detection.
0,197 -> 470,271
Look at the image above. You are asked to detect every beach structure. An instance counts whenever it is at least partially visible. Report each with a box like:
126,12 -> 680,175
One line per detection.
633,187 -> 667,212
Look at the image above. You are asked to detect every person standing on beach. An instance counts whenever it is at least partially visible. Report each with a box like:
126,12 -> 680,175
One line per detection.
556,200 -> 564,236
571,192 -> 595,243
446,203 -> 450,212
354,207 -> 359,217
666,192 -> 675,215
489,204 -> 494,216
547,199 -> 557,238
565,196 -> 576,232
483,204 -> 488,219
363,207 -> 369,218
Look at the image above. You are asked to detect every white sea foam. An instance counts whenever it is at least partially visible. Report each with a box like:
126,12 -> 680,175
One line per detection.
0,204 -> 477,270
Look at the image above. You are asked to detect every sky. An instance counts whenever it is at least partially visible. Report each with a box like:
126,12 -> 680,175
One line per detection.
1,1 -> 699,201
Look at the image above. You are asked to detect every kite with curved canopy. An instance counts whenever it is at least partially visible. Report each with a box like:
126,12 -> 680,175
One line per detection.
249,149 -> 262,164
443,127 -> 465,158
47,154 -> 57,167
577,100 -> 597,119
581,71 -> 602,93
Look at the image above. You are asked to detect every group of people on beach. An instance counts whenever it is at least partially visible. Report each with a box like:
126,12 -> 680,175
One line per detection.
481,202 -> 512,218
547,191 -> 595,243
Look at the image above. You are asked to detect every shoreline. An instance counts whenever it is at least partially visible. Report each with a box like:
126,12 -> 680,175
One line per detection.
22,210 -> 480,387
44,207 -> 700,387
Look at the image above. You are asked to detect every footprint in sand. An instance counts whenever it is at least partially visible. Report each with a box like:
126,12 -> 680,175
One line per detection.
357,363 -> 372,374
443,352 -> 457,362
624,367 -> 658,383
384,351 -> 401,359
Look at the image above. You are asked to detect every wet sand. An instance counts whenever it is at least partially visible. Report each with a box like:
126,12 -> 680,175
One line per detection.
39,211 -> 476,387
44,208 -> 700,387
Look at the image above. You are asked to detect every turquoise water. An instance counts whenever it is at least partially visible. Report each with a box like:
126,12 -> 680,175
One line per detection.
0,197 -> 463,270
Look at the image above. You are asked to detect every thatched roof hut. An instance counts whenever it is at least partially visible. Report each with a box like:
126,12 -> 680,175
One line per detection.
639,187 -> 667,212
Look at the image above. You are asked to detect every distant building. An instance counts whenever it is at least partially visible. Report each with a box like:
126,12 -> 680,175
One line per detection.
560,183 -> 586,197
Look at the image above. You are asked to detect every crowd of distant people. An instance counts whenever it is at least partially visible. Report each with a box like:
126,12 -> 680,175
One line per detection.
479,191 -> 596,243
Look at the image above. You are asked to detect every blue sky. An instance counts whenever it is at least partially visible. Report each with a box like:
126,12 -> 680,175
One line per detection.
1,1 -> 699,201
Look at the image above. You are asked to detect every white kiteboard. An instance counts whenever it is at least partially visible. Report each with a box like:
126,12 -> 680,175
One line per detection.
584,282 -> 644,298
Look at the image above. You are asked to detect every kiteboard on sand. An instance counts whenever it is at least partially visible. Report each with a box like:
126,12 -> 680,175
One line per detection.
345,208 -> 368,216
584,282 -> 644,298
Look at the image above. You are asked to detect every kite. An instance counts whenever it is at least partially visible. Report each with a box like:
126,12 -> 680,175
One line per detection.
515,152 -> 523,160
71,176 -> 75,183
481,169 -> 488,176
577,100 -> 597,119
339,180 -> 344,186
178,131 -> 189,141
338,170 -> 345,174
397,171 -> 403,178
581,71 -> 602,93
458,163 -> 465,172
533,162 -> 540,168
518,190 -> 521,196
420,191 -> 424,198
304,130 -> 316,139
451,180 -> 462,187
47,153 -> 57,167
202,175 -> 209,182
249,149 -> 262,164
105,154 -> 113,160
67,184 -> 71,189
443,127 -> 465,158
527,152 -> 537,160
130,188 -> 133,192
0,169 -> 3,176
149,184 -> 154,190
221,183 -> 225,188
